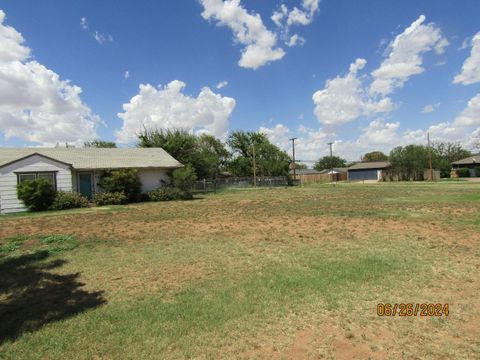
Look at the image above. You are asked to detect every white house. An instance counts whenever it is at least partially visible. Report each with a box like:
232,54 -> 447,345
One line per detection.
0,148 -> 182,214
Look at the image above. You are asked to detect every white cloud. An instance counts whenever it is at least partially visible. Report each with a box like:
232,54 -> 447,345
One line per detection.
453,32 -> 480,85
271,0 -> 320,47
370,15 -> 449,96
286,34 -> 305,47
116,80 -> 236,144
0,10 -> 101,146
93,31 -> 113,44
356,120 -> 400,147
421,102 -> 440,113
453,93 -> 480,126
216,80 -> 228,89
124,70 -> 130,79
312,58 -> 393,125
80,16 -> 113,45
200,0 -> 285,69
80,17 -> 88,30
422,104 -> 434,113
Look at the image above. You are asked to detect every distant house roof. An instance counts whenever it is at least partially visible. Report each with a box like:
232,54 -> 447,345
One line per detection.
451,154 -> 480,166
348,161 -> 391,171
0,148 -> 183,170
318,167 -> 348,174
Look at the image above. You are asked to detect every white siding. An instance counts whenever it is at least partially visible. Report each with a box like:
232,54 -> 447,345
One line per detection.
138,168 -> 170,193
0,155 -> 72,214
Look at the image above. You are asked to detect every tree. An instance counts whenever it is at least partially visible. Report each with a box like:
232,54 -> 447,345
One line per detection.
84,140 -> 117,148
172,164 -> 197,192
361,151 -> 388,162
137,128 -> 229,179
389,145 -> 429,180
227,130 -> 290,177
195,134 -> 230,179
313,156 -> 347,171
432,142 -> 471,163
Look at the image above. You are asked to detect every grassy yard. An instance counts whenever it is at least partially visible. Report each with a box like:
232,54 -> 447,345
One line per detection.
0,182 -> 479,359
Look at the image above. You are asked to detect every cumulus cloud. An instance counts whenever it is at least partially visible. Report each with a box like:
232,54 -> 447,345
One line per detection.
370,15 -> 449,96
356,120 -> 400,147
312,58 -> 393,125
453,93 -> 480,126
286,34 -> 305,47
200,0 -> 285,70
116,80 -> 236,143
453,32 -> 480,85
0,10 -> 101,146
216,80 -> 228,89
271,0 -> 320,47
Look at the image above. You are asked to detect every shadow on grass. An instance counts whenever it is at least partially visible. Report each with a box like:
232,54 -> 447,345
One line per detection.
0,250 -> 106,344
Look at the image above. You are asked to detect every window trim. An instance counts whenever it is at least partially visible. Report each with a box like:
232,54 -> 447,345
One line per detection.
15,171 -> 58,190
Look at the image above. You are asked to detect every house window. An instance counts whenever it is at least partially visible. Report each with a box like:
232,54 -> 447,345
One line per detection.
17,172 -> 57,189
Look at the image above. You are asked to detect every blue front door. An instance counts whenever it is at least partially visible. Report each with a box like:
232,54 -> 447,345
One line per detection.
79,173 -> 93,200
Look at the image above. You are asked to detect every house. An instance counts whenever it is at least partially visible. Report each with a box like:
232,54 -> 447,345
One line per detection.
0,148 -> 182,214
347,161 -> 391,181
452,154 -> 480,177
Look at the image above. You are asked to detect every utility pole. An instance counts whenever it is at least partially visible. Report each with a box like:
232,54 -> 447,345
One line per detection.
328,142 -> 334,185
427,132 -> 433,181
252,143 -> 257,187
290,137 -> 298,182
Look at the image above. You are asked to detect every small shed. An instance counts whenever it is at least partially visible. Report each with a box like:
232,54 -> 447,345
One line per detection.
347,161 -> 391,181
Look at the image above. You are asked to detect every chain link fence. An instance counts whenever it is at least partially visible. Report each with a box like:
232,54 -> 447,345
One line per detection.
191,176 -> 290,193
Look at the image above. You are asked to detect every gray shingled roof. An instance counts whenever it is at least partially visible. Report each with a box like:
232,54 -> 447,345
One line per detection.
348,161 -> 391,170
451,154 -> 480,165
0,148 -> 183,170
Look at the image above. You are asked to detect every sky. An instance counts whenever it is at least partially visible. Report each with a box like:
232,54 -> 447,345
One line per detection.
0,0 -> 479,164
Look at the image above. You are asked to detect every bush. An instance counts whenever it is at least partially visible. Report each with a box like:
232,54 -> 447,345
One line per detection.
456,167 -> 471,178
94,192 -> 127,206
148,187 -> 193,201
17,178 -> 56,211
50,191 -> 89,210
475,166 -> 480,177
99,169 -> 141,202
172,165 -> 197,192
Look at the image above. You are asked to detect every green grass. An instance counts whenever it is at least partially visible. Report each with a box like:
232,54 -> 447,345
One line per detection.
0,181 -> 479,359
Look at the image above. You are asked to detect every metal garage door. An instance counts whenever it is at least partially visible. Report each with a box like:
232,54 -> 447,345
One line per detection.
348,169 -> 378,181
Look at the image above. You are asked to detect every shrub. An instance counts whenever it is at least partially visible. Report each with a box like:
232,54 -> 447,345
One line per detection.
50,191 -> 89,210
17,178 -> 56,211
172,165 -> 197,192
148,187 -> 193,201
99,169 -> 141,202
456,167 -> 471,178
94,192 -> 127,206
475,166 -> 480,177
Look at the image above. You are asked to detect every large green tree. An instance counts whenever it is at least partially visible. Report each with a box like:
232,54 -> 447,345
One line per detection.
361,151 -> 388,162
313,155 -> 347,171
137,128 -> 229,179
389,145 -> 430,180
430,142 -> 472,178
227,130 -> 290,177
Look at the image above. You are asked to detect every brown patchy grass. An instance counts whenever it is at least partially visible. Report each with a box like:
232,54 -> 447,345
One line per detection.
0,182 -> 479,359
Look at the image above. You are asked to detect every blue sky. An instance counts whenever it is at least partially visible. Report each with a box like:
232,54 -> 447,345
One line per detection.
0,0 -> 479,162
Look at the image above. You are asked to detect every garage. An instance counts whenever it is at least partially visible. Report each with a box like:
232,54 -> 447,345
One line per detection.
347,161 -> 391,182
